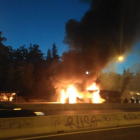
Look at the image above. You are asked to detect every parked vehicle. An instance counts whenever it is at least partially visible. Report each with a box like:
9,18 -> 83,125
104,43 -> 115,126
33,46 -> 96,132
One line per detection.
0,102 -> 44,118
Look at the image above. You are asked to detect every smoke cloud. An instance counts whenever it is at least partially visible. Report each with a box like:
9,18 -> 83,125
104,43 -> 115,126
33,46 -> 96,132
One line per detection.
51,0 -> 140,92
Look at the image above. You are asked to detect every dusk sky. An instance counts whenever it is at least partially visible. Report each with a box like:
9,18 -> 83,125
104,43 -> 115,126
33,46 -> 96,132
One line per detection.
0,0 -> 89,55
0,0 -> 140,74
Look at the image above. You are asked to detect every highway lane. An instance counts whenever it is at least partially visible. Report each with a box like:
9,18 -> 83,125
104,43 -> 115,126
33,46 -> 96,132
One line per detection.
42,108 -> 140,116
10,124 -> 140,140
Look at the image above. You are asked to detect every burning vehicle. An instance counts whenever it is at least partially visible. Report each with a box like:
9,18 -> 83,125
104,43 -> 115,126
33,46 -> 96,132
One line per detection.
59,83 -> 105,104
0,91 -> 17,102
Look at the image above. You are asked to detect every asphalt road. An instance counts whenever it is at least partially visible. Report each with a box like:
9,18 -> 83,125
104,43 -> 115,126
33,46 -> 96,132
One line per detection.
42,108 -> 140,116
10,124 -> 140,140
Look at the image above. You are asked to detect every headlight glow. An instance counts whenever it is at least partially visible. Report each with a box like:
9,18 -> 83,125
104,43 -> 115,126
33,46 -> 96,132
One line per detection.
34,112 -> 44,116
13,108 -> 21,110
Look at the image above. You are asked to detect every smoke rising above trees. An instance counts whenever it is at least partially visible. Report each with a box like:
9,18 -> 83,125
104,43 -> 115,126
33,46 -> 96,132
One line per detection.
0,30 -> 140,101
51,0 -> 140,92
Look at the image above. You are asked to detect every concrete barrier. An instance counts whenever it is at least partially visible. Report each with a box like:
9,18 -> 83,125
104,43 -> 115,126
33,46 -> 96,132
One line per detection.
0,116 -> 52,139
1,111 -> 140,139
15,103 -> 140,111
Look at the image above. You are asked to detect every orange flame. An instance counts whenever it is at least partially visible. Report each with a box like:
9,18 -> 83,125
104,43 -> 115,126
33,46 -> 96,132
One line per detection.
66,85 -> 78,103
87,83 -> 105,103
61,90 -> 65,104
9,96 -> 13,102
87,83 -> 100,103
61,85 -> 79,104
60,83 -> 105,104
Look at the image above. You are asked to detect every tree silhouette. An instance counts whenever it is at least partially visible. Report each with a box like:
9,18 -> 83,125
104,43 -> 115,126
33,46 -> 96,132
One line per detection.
13,45 -> 28,61
0,31 -> 6,43
46,48 -> 52,66
27,44 -> 44,63
52,43 -> 59,60
0,32 -> 13,90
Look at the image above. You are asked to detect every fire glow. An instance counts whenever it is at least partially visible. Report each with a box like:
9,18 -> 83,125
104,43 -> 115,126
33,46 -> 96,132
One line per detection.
0,93 -> 16,102
60,83 -> 105,104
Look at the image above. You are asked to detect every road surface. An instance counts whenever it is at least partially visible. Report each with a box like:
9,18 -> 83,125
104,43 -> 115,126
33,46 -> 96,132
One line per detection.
42,108 -> 140,116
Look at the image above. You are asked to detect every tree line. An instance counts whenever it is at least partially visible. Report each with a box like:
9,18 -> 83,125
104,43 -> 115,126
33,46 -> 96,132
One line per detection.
0,31 -> 59,100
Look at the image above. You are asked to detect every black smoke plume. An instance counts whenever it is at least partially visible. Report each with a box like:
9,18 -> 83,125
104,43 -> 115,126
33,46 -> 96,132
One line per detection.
51,0 -> 140,92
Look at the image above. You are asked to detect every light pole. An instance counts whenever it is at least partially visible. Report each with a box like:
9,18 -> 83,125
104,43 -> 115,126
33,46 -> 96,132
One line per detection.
117,55 -> 124,74
117,55 -> 124,102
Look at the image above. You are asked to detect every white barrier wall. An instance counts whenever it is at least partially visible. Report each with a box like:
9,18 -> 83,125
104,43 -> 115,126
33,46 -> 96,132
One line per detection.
1,112 -> 140,139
